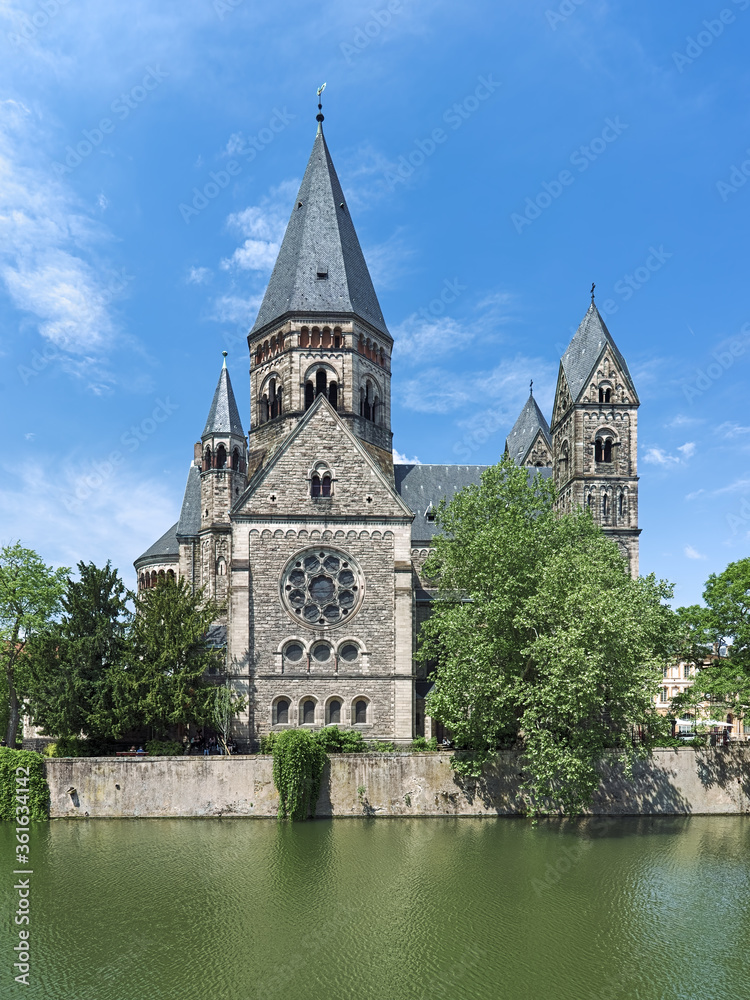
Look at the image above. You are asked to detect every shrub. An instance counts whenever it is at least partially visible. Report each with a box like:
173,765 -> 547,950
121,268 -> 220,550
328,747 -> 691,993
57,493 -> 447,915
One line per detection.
410,736 -> 438,752
0,748 -> 49,821
271,729 -> 327,822
314,726 -> 366,754
369,741 -> 396,753
44,735 -> 116,757
259,732 -> 279,755
144,740 -> 184,756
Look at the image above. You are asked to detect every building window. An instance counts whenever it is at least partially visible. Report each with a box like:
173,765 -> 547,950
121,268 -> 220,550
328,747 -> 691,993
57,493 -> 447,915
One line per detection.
310,465 -> 333,498
329,381 -> 338,410
327,699 -> 342,725
595,436 -> 613,463
274,698 -> 290,725
683,664 -> 691,679
659,688 -> 668,703
354,699 -> 368,724
316,369 -> 327,398
598,386 -> 612,403
301,699 -> 316,725
305,381 -> 315,410
284,642 -> 304,664
216,444 -> 227,469
203,446 -> 212,471
312,643 -> 331,663
339,642 -> 359,663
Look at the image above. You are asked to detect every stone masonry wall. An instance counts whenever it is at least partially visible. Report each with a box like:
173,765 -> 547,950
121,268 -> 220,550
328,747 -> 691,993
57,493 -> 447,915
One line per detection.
45,748 -> 750,819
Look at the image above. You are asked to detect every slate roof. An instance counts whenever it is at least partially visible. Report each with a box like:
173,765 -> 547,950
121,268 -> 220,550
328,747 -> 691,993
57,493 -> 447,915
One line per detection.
505,393 -> 552,465
394,463 -> 554,543
202,364 -> 244,438
250,128 -> 389,338
134,522 -> 179,567
561,303 -> 638,402
176,464 -> 201,537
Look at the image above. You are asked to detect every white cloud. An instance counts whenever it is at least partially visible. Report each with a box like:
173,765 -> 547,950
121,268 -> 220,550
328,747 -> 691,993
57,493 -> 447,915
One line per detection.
666,414 -> 703,428
0,98 -> 130,379
362,229 -> 415,289
717,422 -> 750,438
644,442 -> 695,467
393,315 -> 473,362
223,181 -> 297,272
0,457 -> 179,579
393,449 -> 421,465
684,545 -> 706,560
187,266 -> 211,285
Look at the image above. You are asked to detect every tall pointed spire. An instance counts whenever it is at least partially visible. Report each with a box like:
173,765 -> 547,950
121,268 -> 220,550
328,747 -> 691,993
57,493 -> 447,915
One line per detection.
250,123 -> 389,337
505,391 -> 552,466
560,301 -> 638,404
203,355 -> 244,437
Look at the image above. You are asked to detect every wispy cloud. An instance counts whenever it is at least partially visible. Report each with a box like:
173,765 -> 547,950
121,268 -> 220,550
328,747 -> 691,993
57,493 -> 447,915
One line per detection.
222,181 -> 297,273
717,421 -> 750,438
644,442 -> 695,467
187,266 -> 211,285
684,545 -> 706,560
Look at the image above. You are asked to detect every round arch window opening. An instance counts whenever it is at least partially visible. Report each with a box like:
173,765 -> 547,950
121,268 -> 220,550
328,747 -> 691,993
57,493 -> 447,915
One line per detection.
280,547 -> 364,629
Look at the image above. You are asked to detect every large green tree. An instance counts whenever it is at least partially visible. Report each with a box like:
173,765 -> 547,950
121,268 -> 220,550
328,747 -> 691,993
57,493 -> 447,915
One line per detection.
26,562 -> 131,740
673,558 -> 750,719
114,576 -> 226,737
419,458 -> 675,814
0,543 -> 69,746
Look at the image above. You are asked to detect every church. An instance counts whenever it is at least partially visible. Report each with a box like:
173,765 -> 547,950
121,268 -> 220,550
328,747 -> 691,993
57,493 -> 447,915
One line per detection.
134,109 -> 641,748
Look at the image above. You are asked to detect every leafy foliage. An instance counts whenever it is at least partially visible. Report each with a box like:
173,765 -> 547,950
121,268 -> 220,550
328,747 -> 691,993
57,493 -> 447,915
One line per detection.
113,576 -> 225,737
410,736 -> 438,751
0,543 -> 69,746
271,729 -> 327,821
43,735 -> 115,757
0,748 -> 48,822
209,679 -> 247,754
259,732 -> 278,755
26,562 -> 131,740
418,458 -> 675,815
314,726 -> 367,753
672,558 -> 750,719
145,740 -> 185,756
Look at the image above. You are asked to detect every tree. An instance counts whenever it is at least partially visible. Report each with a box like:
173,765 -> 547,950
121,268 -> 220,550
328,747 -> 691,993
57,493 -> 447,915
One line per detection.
210,678 -> 247,754
418,458 -> 675,814
25,562 -> 132,741
674,558 -> 750,719
0,543 -> 69,746
114,576 -> 225,737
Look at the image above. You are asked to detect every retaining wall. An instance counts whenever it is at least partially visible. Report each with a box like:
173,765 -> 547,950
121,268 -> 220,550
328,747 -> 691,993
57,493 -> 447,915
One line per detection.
44,748 -> 750,819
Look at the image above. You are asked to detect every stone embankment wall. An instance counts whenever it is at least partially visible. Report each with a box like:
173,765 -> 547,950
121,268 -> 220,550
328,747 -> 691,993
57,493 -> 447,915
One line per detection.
45,748 -> 750,819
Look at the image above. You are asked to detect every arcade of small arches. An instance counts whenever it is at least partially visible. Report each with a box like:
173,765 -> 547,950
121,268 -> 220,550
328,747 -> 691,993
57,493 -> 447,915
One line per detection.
251,325 -> 390,368
258,375 -> 284,424
202,443 -> 244,472
309,461 -> 333,498
271,694 -> 371,727
138,568 -> 176,590
279,636 -> 363,670
586,487 -> 630,523
304,367 -> 339,412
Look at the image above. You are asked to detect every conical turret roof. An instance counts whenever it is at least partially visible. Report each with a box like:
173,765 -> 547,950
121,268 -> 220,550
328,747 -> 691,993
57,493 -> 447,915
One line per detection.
505,392 -> 551,465
250,128 -> 389,338
560,303 -> 638,402
202,360 -> 244,438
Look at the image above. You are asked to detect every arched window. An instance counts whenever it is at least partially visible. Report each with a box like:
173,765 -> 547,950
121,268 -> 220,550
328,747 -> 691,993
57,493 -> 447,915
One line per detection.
302,699 -> 315,725
216,444 -> 227,469
158,570 -> 165,584
268,378 -> 277,419
311,474 -> 321,498
305,381 -> 314,410
260,395 -> 269,424
316,369 -> 327,398
333,326 -> 342,348
321,474 -> 331,497
139,574 -> 145,590
311,326 -> 321,348
300,326 -> 310,348
329,381 -> 338,410
587,494 -> 593,510
602,494 -> 609,517
216,558 -> 226,577
150,571 -> 157,588
373,395 -> 380,425
598,387 -> 612,404
203,446 -> 212,471
618,493 -> 625,518
595,435 -> 613,464
322,327 -> 331,348
275,698 -> 290,725
328,699 -> 341,725
232,448 -> 240,471
363,381 -> 373,421
354,699 -> 368,725
167,569 -> 175,581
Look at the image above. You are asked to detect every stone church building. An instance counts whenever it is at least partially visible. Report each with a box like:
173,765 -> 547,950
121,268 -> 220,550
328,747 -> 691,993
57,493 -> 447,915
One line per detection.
134,115 -> 641,748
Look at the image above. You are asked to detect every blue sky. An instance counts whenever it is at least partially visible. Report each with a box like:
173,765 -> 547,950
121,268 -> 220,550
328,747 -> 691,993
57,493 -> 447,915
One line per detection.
1,0 -> 748,607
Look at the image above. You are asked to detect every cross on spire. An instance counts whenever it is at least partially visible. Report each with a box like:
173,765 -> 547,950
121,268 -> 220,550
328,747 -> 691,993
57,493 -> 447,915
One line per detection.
316,82 -> 326,132
529,379 -> 533,396
591,282 -> 596,304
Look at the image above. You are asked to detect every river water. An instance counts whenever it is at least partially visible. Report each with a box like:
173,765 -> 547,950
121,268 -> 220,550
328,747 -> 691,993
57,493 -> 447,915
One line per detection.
2,816 -> 749,1000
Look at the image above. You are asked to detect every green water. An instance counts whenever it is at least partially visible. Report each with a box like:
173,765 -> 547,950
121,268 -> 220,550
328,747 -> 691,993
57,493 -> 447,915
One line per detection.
1,816 -> 749,1000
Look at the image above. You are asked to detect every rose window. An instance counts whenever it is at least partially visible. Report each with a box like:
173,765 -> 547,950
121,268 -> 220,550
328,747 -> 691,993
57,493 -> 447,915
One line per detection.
280,548 -> 364,628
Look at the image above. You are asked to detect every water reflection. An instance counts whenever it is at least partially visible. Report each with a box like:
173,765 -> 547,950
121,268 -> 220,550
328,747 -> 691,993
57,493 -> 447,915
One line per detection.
1,816 -> 748,1000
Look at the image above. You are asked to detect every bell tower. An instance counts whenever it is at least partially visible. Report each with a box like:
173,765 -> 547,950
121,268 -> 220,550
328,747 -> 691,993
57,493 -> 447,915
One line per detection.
245,104 -> 393,480
199,352 -> 247,602
551,298 -> 640,576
